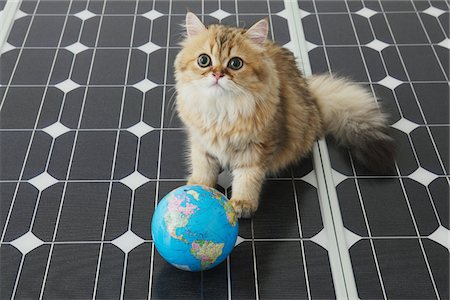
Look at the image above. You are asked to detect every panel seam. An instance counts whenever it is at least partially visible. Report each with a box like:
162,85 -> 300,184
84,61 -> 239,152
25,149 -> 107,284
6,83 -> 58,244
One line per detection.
282,1 -> 358,299
0,0 -> 22,52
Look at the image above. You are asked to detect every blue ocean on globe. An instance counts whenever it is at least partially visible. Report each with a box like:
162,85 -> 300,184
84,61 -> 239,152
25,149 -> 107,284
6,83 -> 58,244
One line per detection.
152,185 -> 239,272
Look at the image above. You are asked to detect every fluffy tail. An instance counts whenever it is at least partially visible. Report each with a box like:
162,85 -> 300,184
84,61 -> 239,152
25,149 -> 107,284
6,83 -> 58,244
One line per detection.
307,74 -> 395,172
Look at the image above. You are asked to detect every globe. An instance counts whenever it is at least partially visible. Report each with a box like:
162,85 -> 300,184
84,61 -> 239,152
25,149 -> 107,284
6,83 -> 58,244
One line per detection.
152,185 -> 239,272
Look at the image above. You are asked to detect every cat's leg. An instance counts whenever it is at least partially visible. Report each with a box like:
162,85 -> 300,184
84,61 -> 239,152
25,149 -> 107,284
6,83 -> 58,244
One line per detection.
230,166 -> 265,218
187,143 -> 220,187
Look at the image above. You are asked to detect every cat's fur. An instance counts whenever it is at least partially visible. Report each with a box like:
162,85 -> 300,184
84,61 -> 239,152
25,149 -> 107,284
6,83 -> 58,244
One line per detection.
175,13 -> 394,218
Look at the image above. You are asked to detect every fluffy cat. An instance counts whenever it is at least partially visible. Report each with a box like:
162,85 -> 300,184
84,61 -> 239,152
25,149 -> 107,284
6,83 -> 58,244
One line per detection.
174,13 -> 394,218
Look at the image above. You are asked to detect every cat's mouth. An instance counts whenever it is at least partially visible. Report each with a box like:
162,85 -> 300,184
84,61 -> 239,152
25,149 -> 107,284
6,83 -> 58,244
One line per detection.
209,81 -> 225,90
201,77 -> 231,94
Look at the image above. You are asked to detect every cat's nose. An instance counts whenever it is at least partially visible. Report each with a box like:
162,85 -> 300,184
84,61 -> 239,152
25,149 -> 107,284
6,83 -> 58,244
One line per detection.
212,73 -> 224,80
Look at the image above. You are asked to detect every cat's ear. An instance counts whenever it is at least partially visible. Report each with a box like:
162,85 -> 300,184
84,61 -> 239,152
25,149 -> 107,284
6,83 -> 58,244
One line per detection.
245,18 -> 269,45
186,12 -> 206,37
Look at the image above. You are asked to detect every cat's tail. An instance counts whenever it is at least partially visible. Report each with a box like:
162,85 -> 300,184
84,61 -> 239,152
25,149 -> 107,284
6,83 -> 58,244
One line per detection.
307,74 -> 395,172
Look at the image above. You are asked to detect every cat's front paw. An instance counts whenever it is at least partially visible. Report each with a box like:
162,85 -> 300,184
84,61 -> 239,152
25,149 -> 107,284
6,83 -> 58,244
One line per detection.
230,198 -> 258,219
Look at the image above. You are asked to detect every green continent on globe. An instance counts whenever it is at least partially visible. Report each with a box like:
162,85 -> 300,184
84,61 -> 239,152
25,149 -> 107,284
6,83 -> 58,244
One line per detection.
223,201 -> 237,227
211,189 -> 237,227
164,196 -> 198,243
190,240 -> 225,269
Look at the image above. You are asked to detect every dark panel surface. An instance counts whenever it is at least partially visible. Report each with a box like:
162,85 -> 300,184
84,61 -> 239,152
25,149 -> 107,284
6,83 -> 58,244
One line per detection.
302,0 -> 449,298
3,0 -> 447,299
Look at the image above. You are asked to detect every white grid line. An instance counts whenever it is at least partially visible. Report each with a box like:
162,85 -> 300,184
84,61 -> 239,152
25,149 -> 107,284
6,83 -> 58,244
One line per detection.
0,174 -> 448,184
148,0 -> 172,298
348,159 -> 389,299
234,0 -> 238,26
393,163 -> 442,298
378,1 -> 449,182
229,2 -> 261,299
91,1 -> 140,299
2,46 -> 177,49
310,2 -> 332,75
146,8 -> 158,297
28,0 -> 91,232
290,170 -> 312,300
372,0 -> 450,198
350,0 -> 444,297
286,1 -> 350,298
5,41 -> 448,51
250,219 -> 260,300
0,128 -> 184,132
5,0 -> 92,270
355,1 -> 448,230
136,0 -> 158,172
0,1 -> 39,110
310,0 -> 389,297
16,10 -> 450,17
201,0 -> 204,22
0,1 -> 42,244
377,1 -> 447,297
38,0 -> 108,298
10,249 -> 26,300
118,2 -> 140,298
272,1 -> 312,297
233,1 -> 261,298
425,0 -> 450,38
410,0 -> 448,81
443,0 -> 450,9
216,0 -> 235,296
428,0 -> 450,28
10,1 -> 75,298
226,255 -> 232,300
0,0 -> 22,50
0,235 -> 438,246
304,1 -> 357,298
318,0 -> 450,220
0,125 -> 449,133
12,12 -> 297,16
2,80 -> 449,87
224,185 -> 232,300
10,255 -> 26,300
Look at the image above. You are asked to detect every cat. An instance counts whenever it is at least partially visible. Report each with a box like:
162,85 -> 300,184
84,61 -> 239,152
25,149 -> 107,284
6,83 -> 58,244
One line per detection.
174,13 -> 394,218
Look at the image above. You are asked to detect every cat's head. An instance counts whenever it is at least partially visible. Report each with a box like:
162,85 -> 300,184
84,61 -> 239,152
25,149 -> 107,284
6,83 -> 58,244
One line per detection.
175,13 -> 277,119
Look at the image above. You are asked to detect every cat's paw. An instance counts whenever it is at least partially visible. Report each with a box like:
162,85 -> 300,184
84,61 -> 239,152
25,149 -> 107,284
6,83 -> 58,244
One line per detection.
230,198 -> 258,219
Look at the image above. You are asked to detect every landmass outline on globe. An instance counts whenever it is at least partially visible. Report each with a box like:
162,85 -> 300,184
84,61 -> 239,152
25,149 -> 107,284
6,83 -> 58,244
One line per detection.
152,185 -> 239,272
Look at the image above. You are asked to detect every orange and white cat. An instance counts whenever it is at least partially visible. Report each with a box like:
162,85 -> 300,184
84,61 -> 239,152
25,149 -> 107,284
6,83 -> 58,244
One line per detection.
175,13 -> 394,218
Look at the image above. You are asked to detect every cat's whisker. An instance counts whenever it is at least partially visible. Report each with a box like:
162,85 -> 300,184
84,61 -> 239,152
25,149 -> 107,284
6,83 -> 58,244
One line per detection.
167,87 -> 177,109
166,87 -> 179,126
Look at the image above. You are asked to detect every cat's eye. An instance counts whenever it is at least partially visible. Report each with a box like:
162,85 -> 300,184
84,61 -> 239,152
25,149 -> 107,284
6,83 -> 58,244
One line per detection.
228,57 -> 243,70
197,54 -> 211,68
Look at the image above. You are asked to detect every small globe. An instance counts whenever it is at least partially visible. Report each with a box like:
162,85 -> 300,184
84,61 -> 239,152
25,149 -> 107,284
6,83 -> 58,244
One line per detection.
152,185 -> 239,272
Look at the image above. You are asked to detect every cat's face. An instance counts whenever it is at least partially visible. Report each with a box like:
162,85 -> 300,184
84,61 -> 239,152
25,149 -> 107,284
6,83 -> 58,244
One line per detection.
175,14 -> 272,104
